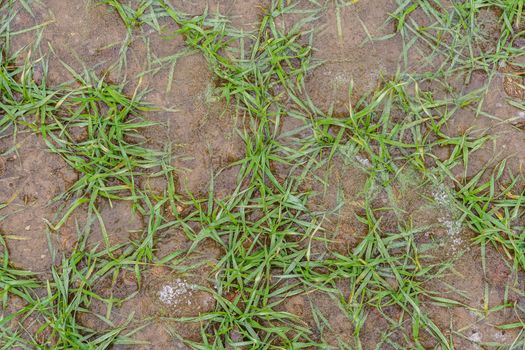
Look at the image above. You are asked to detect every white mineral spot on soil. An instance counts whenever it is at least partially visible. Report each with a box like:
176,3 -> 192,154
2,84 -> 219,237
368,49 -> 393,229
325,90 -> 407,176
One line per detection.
158,279 -> 198,306
433,183 -> 464,252
439,218 -> 463,246
432,184 -> 450,206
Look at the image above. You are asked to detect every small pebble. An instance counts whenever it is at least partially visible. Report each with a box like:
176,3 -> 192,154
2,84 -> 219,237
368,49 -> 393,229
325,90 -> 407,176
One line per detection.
469,331 -> 482,343
355,155 -> 371,168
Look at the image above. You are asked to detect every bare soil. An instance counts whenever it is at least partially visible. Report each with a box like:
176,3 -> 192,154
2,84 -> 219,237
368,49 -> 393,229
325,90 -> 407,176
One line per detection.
2,1 -> 524,349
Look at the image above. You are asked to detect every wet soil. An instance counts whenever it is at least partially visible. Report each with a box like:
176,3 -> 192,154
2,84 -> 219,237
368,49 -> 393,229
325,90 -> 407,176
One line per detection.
0,133 -> 76,272
1,0 -> 524,349
305,0 -> 402,115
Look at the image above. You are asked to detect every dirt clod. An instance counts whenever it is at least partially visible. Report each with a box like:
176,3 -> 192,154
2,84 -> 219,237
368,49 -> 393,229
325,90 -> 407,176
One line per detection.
501,64 -> 524,99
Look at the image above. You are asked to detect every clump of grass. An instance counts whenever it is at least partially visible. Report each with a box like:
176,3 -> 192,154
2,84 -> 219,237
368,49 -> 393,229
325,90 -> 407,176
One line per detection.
1,229 -> 148,349
392,0 -> 525,114
451,161 -> 525,270
159,0 -> 313,117
0,52 -> 54,144
99,0 -> 164,32
39,73 -> 171,228
96,0 -> 168,80
0,4 -> 177,347
300,182 -> 457,348
0,235 -> 40,312
392,0 -> 525,291
0,0 -> 55,143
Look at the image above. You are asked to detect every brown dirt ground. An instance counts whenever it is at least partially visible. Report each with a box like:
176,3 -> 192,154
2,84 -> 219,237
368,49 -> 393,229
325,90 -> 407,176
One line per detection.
2,1 -> 524,349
